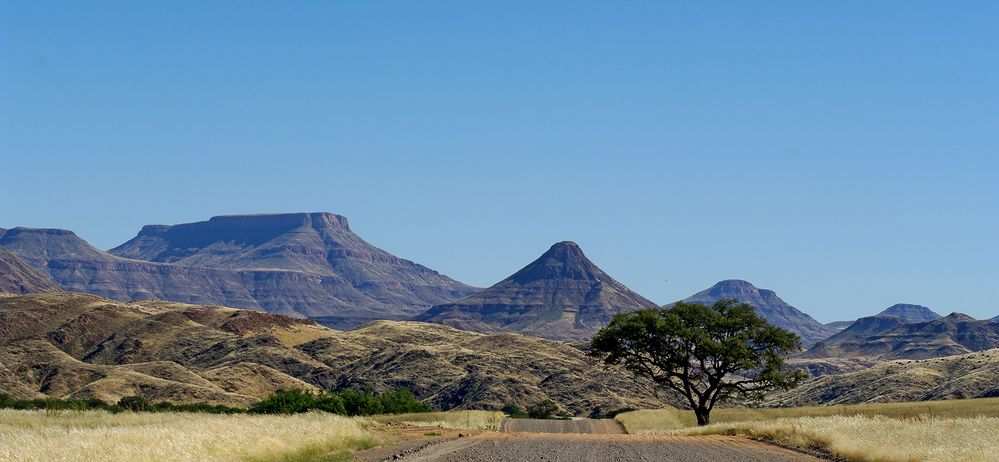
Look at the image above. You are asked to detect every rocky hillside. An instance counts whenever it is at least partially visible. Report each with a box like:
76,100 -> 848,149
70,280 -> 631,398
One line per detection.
0,292 -> 671,414
802,313 -> 999,360
682,280 -> 834,345
772,349 -> 999,406
0,213 -> 477,327
414,241 -> 657,341
0,245 -> 59,294
877,303 -> 941,322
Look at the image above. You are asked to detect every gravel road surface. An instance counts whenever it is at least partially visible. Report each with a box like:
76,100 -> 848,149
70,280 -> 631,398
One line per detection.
499,418 -> 626,434
390,432 -> 825,462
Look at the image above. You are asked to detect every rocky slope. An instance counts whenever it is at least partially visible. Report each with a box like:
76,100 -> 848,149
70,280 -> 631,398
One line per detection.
877,303 -> 941,322
0,292 -> 671,414
771,348 -> 999,406
0,245 -> 59,294
682,280 -> 835,346
414,241 -> 657,341
0,213 -> 478,327
801,312 -> 999,360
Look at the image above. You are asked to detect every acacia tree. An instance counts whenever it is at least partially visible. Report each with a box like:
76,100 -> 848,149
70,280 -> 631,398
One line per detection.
588,300 -> 807,425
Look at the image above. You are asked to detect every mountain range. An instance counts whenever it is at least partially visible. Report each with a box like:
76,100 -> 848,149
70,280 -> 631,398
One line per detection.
801,312 -> 999,360
0,292 -> 672,413
0,214 -> 477,328
415,241 -> 657,341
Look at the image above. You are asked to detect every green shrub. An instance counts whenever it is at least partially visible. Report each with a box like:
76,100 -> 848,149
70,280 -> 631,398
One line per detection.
118,396 -> 151,412
502,403 -> 527,418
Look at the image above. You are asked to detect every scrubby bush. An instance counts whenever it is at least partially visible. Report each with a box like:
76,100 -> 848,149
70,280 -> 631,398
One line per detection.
118,396 -> 151,412
502,403 -> 527,418
527,400 -> 560,419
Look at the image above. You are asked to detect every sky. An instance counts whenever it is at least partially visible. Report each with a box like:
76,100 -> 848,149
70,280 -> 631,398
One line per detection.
2,2 -> 997,322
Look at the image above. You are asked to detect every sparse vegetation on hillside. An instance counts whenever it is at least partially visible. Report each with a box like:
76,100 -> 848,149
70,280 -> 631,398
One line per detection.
0,409 -> 378,462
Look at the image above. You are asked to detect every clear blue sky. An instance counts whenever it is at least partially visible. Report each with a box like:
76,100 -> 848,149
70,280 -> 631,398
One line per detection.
2,2 -> 997,322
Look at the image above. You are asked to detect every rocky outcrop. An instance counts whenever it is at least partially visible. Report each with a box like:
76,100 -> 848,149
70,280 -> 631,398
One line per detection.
0,246 -> 59,294
414,241 -> 657,341
1,213 -> 478,327
772,348 -> 999,406
682,280 -> 835,346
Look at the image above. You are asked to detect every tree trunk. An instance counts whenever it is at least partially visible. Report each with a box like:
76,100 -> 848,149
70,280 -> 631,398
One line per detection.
694,406 -> 711,426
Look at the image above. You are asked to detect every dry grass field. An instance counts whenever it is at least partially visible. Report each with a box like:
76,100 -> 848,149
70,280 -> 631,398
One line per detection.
617,398 -> 999,462
685,416 -> 999,462
370,410 -> 505,430
0,409 -> 379,462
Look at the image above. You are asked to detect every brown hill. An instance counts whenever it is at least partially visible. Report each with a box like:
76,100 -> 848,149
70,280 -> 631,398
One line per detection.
0,245 -> 59,294
801,312 -> 999,360
0,213 -> 477,327
414,241 -> 657,341
771,348 -> 999,406
681,280 -> 835,346
0,292 -> 671,414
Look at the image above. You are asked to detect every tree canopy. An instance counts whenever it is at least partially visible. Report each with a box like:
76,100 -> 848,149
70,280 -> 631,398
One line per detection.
588,299 -> 807,425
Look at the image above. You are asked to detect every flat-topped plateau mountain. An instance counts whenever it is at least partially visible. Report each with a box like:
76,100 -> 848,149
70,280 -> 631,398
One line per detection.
877,303 -> 942,322
0,245 -> 59,294
801,312 -> 999,360
414,241 -> 657,341
772,348 -> 999,406
0,292 -> 670,414
682,280 -> 835,346
0,213 -> 478,328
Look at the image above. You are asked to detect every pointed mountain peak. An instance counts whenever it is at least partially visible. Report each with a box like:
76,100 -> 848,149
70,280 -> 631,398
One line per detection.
508,241 -> 601,283
416,241 -> 656,341
878,304 -> 942,323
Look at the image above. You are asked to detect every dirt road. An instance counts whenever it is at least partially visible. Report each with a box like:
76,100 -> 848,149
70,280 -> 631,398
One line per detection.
385,432 -> 825,462
499,418 -> 626,434
357,419 -> 826,462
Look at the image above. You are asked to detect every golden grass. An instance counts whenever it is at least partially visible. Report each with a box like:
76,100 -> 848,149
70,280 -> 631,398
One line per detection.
617,398 -> 999,462
0,410 -> 379,462
616,396 -> 999,434
685,415 -> 999,462
370,410 -> 505,431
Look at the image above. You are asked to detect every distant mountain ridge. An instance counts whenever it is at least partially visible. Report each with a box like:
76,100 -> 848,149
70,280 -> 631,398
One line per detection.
682,280 -> 835,345
414,241 -> 657,341
0,213 -> 478,327
802,312 -> 999,360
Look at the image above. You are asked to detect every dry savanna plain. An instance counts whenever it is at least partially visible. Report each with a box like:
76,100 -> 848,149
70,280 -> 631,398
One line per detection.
3,399 -> 999,461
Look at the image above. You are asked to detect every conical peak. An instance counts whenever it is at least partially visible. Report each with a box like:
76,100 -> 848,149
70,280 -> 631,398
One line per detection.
508,241 -> 601,283
544,241 -> 584,258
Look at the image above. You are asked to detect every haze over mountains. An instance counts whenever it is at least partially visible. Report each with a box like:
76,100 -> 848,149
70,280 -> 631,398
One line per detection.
415,241 -> 657,341
0,213 -> 477,328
